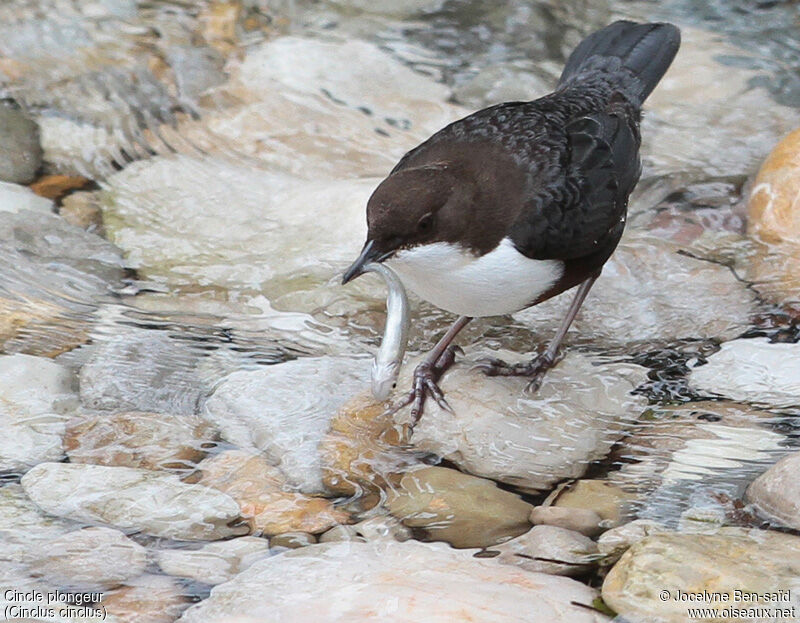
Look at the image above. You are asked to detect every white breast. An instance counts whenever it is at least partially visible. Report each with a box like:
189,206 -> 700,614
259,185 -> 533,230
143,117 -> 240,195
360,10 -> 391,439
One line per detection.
385,237 -> 564,317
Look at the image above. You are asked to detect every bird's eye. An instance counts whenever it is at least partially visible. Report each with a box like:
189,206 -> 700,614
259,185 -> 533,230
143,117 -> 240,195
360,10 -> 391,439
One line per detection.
417,213 -> 434,233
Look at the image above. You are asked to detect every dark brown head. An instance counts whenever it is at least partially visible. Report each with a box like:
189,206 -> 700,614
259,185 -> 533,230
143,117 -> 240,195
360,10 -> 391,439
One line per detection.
342,163 -> 477,284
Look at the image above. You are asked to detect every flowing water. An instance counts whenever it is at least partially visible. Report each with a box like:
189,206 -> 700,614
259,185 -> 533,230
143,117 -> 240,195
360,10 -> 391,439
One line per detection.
1,0 -> 800,621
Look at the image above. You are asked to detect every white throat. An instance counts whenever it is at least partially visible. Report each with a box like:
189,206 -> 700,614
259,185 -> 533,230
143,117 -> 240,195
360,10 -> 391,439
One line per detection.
385,237 -> 564,317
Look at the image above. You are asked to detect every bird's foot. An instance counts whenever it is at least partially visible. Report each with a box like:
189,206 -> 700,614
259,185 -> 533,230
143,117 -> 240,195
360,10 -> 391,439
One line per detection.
474,351 -> 559,393
386,345 -> 462,431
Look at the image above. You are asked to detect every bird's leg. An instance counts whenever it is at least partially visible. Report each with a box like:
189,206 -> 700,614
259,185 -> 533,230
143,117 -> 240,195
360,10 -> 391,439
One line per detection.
477,273 -> 600,392
387,315 -> 471,429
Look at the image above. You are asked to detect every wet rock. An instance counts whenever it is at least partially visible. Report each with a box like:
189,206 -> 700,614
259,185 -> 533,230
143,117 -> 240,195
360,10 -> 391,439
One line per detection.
743,240 -> 800,305
514,233 -> 756,347
59,191 -> 103,231
157,536 -> 270,585
0,180 -> 52,213
328,0 -> 445,15
103,574 -> 192,623
167,45 -> 226,102
597,520 -> 670,564
30,174 -> 90,201
0,101 -> 41,184
453,61 -> 556,110
386,466 -> 533,548
65,410 -> 216,471
318,524 -> 363,543
320,391 -> 415,497
203,357 -> 369,494
748,128 -> 800,245
21,462 -> 245,541
746,450 -> 800,531
27,526 -> 147,590
689,338 -> 800,408
79,331 -> 208,415
0,484 -> 76,564
177,541 -> 609,623
602,529 -> 800,623
549,480 -> 636,528
350,515 -> 412,543
487,525 -> 598,577
0,354 -> 77,472
197,450 -> 349,536
402,350 -> 647,493
678,505 -> 726,534
529,505 -> 604,537
270,532 -> 317,549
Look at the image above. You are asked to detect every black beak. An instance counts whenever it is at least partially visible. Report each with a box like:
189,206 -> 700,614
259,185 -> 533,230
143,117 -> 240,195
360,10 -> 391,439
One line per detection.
342,239 -> 389,284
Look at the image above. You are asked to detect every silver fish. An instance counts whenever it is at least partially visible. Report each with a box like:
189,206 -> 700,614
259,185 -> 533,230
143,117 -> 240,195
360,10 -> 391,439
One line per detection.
362,262 -> 410,401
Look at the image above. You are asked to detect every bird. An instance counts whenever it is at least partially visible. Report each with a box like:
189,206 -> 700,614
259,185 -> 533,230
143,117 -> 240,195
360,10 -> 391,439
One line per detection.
342,20 -> 681,427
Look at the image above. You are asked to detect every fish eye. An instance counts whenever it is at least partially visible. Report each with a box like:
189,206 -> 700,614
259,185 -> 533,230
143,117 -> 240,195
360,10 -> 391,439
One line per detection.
417,213 -> 434,233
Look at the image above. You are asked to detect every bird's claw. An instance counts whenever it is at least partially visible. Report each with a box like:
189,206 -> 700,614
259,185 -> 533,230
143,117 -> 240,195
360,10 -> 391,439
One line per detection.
473,352 -> 558,394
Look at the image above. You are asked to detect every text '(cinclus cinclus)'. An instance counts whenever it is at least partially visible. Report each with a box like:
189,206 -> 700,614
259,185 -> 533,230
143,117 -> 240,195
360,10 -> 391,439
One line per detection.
343,20 -> 681,428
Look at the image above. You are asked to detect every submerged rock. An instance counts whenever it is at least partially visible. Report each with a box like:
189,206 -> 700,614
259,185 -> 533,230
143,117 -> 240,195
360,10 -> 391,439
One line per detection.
27,526 -> 147,590
157,536 -> 270,585
548,480 -> 636,528
21,462 -> 245,541
197,450 -> 350,536
529,505 -> 604,537
0,354 -> 77,472
177,541 -> 610,623
401,350 -> 647,493
487,525 -> 599,577
597,520 -> 670,564
602,529 -> 800,623
270,532 -> 317,549
689,339 -> 800,408
0,101 -> 41,184
65,410 -> 216,471
514,233 -> 756,347
746,450 -> 800,531
79,330 -> 208,415
103,574 -> 192,623
387,466 -> 533,548
203,356 -> 369,494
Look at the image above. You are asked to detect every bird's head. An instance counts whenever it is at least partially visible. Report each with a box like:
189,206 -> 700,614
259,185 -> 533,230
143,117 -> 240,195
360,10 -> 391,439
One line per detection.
342,163 -> 475,284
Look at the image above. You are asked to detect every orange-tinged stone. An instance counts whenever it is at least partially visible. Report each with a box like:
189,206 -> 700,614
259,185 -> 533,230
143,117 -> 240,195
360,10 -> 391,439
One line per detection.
30,174 -> 91,200
748,128 -> 800,245
198,450 -> 350,536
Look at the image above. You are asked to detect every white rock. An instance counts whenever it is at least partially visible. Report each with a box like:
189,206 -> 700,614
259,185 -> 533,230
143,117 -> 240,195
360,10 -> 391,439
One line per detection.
178,541 -> 610,623
27,526 -> 147,590
690,338 -> 800,408
597,520 -> 670,562
488,525 -> 599,577
514,233 -> 756,347
0,181 -> 52,213
21,462 -> 245,541
404,350 -> 647,493
0,354 -> 77,472
203,356 -> 369,493
746,450 -> 800,531
157,537 -> 271,585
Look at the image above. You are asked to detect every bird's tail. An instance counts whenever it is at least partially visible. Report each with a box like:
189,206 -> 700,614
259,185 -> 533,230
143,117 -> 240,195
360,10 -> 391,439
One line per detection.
558,20 -> 681,105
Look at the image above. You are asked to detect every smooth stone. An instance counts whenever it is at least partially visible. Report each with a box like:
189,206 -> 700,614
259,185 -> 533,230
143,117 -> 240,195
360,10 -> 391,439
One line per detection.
597,520 -> 670,564
387,466 -> 533,548
677,505 -> 726,534
30,174 -> 90,200
0,180 -> 52,213
319,391 -> 415,497
157,536 -> 270,585
529,506 -> 604,537
0,484 -> 76,564
689,338 -> 800,408
21,462 -> 245,541
402,350 -> 647,493
549,480 -> 636,528
0,101 -> 41,184
602,529 -> 800,622
743,240 -> 800,304
79,330 -> 208,415
177,541 -> 610,622
318,524 -> 363,543
487,525 -> 599,577
203,356 -> 369,494
65,410 -> 216,471
514,233 -> 756,347
59,191 -> 104,231
350,515 -> 412,543
27,526 -> 147,590
270,532 -> 317,549
103,574 -> 192,623
197,450 -> 350,536
748,127 -> 800,245
0,354 -> 77,472
746,450 -> 800,531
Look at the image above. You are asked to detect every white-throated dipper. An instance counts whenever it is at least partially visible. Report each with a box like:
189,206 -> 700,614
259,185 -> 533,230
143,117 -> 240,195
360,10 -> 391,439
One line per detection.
343,20 -> 681,426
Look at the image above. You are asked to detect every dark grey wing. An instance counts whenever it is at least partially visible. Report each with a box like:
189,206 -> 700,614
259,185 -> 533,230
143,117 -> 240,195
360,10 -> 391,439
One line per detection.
510,107 -> 640,261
